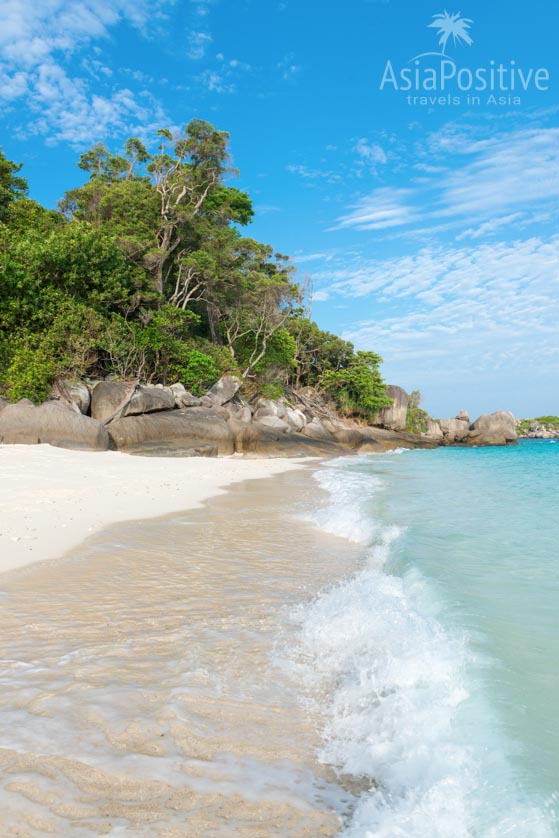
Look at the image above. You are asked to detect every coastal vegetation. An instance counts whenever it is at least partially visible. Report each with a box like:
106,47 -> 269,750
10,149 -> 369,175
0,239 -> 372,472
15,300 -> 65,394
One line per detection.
405,390 -> 430,435
0,126 -> 390,419
517,416 -> 559,438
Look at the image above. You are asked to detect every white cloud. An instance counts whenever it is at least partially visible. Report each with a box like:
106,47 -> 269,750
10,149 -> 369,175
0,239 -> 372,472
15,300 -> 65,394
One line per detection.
456,213 -> 524,241
0,0 -> 173,144
355,138 -> 387,165
198,69 -> 234,94
437,128 -> 559,218
332,126 -> 559,240
191,0 -> 214,16
331,187 -> 416,231
311,238 -> 559,392
286,164 -> 341,184
277,53 -> 301,80
293,251 -> 337,264
187,30 -> 212,60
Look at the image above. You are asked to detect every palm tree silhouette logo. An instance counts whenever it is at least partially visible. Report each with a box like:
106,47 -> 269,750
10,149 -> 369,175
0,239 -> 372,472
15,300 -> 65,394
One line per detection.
412,10 -> 474,62
429,11 -> 473,53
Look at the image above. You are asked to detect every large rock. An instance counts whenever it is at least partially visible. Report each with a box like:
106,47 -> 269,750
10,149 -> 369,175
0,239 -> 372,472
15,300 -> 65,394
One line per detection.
0,401 -> 109,450
91,382 -> 175,423
331,427 -> 381,452
170,383 -> 202,409
360,426 -> 439,451
228,418 -> 340,458
455,410 -> 470,423
284,407 -> 307,432
0,396 -> 7,413
253,398 -> 288,421
91,381 -> 135,422
425,418 -> 444,440
51,380 -> 91,414
202,375 -> 242,408
439,418 -> 470,443
373,385 -> 409,431
223,396 -> 253,424
107,408 -> 235,455
256,415 -> 290,432
466,411 -> 517,446
302,418 -> 333,441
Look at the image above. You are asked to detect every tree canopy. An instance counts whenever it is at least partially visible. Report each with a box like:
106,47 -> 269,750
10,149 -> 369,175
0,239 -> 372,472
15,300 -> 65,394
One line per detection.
0,127 -> 389,420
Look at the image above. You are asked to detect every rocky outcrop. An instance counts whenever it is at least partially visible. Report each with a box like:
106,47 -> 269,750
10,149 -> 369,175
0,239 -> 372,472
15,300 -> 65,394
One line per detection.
359,426 -> 438,451
253,398 -> 286,420
425,418 -> 443,440
373,385 -> 409,432
201,375 -> 242,408
50,380 -> 91,414
439,418 -> 470,443
455,410 -> 470,423
517,420 -> 559,439
170,383 -> 202,409
227,418 -> 341,458
302,418 -> 334,441
107,407 -> 235,455
91,382 -> 175,423
466,411 -> 517,446
256,415 -> 290,432
222,396 -> 253,424
0,373 -> 517,457
0,400 -> 109,450
284,407 -> 307,432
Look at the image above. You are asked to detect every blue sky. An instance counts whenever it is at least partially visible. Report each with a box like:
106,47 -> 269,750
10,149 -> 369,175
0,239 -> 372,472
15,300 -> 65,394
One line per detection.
1,0 -> 558,418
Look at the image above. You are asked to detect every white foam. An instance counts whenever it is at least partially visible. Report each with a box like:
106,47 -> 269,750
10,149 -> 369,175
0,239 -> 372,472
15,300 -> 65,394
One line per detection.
291,459 -> 557,837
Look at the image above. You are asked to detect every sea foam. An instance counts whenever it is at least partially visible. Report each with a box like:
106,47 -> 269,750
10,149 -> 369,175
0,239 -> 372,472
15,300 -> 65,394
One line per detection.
293,456 -> 557,837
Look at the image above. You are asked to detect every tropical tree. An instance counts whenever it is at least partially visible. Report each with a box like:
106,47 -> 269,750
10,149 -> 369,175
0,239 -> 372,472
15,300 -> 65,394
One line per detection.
146,120 -> 230,295
428,11 -> 473,54
0,148 -> 28,222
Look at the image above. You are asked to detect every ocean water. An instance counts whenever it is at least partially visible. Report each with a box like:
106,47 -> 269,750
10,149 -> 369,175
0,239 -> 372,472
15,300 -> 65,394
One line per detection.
297,439 -> 559,836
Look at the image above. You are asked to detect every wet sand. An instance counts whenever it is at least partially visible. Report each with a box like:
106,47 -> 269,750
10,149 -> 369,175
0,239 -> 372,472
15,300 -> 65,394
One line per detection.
0,467 -> 363,836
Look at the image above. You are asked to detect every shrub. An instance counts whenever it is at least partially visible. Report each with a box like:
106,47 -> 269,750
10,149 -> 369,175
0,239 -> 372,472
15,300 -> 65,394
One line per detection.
319,351 -> 390,422
406,389 -> 430,435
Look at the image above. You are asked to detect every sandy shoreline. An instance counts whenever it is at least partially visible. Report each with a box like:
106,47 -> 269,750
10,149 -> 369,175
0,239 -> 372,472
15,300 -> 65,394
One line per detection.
0,445 -> 305,574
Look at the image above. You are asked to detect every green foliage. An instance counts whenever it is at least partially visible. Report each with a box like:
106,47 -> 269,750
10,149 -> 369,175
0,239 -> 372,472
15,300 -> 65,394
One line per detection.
4,302 -> 104,402
406,390 -> 429,435
259,381 -> 285,400
320,351 -> 390,421
517,416 -> 559,433
174,349 -> 219,395
0,147 -> 27,222
204,185 -> 254,226
287,316 -> 355,386
0,130 -> 390,409
99,306 -> 199,382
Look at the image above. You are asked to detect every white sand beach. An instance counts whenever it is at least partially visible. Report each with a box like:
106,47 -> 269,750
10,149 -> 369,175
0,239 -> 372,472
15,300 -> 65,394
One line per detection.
0,445 -> 303,574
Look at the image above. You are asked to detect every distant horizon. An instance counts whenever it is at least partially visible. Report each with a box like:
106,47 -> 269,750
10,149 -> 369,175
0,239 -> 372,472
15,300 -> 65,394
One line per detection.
1,0 -> 557,418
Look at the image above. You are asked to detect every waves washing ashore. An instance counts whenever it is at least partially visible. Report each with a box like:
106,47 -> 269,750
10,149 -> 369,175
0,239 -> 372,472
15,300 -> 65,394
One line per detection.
292,451 -> 558,837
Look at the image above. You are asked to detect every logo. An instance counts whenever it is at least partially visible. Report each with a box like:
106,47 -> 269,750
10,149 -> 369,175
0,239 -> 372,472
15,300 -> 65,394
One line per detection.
379,11 -> 550,108
419,11 -> 473,60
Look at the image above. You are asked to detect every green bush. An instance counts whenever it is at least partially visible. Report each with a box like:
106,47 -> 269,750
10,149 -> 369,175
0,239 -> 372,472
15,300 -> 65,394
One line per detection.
406,389 -> 430,435
3,302 -> 104,402
319,351 -> 390,422
174,350 -> 220,395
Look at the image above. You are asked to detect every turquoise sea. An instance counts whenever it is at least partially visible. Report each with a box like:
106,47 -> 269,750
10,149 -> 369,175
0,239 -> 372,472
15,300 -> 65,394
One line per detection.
300,439 -> 559,836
